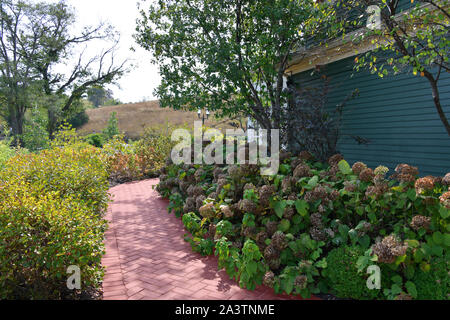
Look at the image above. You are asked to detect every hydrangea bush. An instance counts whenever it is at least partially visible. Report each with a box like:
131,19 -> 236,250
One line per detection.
157,151 -> 450,300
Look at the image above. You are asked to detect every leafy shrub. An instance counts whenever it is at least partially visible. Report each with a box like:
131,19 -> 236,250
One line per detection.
157,150 -> 450,300
0,142 -> 109,299
324,246 -> 380,300
1,146 -> 109,214
413,258 -> 449,300
0,186 -> 106,299
104,125 -> 179,185
85,133 -> 106,148
102,112 -> 120,140
67,110 -> 89,129
0,140 -> 16,168
21,107 -> 49,152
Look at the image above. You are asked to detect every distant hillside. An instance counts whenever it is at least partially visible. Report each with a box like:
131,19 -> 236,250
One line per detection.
78,100 -> 241,139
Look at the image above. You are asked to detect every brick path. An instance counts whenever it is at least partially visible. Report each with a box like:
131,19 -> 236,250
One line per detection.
102,179 -> 313,300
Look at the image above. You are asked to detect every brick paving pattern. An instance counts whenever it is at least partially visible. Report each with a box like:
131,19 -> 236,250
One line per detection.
102,179 -> 315,300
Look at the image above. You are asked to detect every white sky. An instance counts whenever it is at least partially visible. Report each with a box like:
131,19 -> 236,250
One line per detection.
63,0 -> 160,103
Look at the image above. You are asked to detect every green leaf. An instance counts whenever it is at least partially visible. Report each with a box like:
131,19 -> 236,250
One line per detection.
444,233 -> 450,247
439,207 -> 450,219
279,219 -> 291,232
295,200 -> 309,217
405,239 -> 420,248
406,189 -> 416,201
413,248 -> 424,263
405,281 -> 418,299
391,275 -> 403,285
273,201 -> 287,219
391,284 -> 402,295
292,215 -> 302,225
359,235 -> 371,249
338,160 -> 352,175
247,260 -> 257,275
308,176 -> 319,188
432,231 -> 443,245
356,207 -> 364,216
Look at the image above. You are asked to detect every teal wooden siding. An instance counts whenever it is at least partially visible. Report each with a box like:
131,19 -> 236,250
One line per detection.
290,57 -> 450,177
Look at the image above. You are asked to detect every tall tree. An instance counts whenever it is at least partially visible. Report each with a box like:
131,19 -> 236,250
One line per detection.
136,0 -> 333,144
87,86 -> 114,108
0,0 -> 127,140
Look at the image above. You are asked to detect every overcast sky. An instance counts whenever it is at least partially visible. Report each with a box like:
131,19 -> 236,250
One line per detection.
63,0 -> 160,103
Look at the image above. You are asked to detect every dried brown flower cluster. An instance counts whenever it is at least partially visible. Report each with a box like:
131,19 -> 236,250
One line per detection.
216,179 -> 228,195
183,197 -> 196,213
265,221 -> 278,237
304,185 -> 329,203
310,227 -> 327,241
293,163 -> 312,179
328,154 -> 344,166
294,275 -> 308,290
372,235 -> 408,264
259,185 -> 275,207
415,177 -> 435,195
310,212 -> 323,228
344,181 -> 358,192
187,185 -> 204,198
239,199 -> 257,214
263,271 -> 276,288
196,195 -> 207,211
272,231 -> 288,251
208,192 -> 217,200
352,162 -> 368,176
241,226 -> 255,238
213,167 -> 223,181
442,173 -> 450,186
359,168 -> 375,183
393,164 -> 419,183
410,215 -> 431,231
440,192 -> 450,209
282,176 -> 297,194
255,230 -> 268,246
299,151 -> 314,161
227,165 -> 242,180
199,202 -> 215,219
284,207 -> 296,220
220,205 -> 234,218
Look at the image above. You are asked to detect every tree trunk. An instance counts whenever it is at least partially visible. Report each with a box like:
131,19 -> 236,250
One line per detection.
8,105 -> 25,146
424,71 -> 450,137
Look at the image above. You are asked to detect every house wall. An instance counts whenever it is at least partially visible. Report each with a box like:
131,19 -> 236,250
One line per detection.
289,56 -> 450,177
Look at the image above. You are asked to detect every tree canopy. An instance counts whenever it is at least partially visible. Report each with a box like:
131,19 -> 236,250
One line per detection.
136,0 -> 334,143
0,0 -> 127,141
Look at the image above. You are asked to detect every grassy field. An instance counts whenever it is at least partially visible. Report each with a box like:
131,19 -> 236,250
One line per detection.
78,100 -> 243,139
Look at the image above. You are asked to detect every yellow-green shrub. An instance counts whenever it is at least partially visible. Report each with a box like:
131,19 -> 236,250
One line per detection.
0,185 -> 107,299
0,143 -> 110,299
1,145 -> 110,214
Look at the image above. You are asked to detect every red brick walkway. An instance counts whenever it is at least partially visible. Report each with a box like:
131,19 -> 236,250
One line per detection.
102,179 -> 311,300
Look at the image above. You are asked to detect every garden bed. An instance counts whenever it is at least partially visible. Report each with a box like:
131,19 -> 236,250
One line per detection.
157,151 -> 450,300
